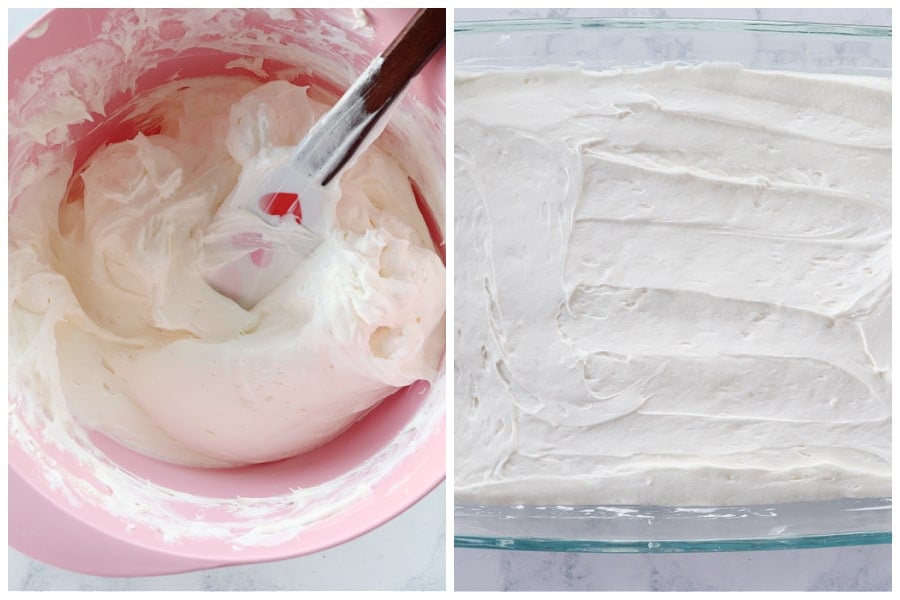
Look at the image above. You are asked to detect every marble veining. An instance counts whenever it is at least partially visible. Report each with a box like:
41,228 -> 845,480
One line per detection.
454,545 -> 891,591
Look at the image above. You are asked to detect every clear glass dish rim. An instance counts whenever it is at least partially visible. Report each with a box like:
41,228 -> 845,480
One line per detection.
454,17 -> 892,39
455,499 -> 892,553
454,532 -> 892,553
453,14 -> 891,554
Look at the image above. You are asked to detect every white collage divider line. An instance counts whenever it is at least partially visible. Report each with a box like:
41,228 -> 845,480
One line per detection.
443,7 -> 456,592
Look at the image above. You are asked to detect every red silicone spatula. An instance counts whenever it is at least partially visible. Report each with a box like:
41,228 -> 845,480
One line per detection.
199,8 -> 445,309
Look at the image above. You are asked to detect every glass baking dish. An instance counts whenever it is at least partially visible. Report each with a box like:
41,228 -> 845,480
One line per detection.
454,17 -> 891,553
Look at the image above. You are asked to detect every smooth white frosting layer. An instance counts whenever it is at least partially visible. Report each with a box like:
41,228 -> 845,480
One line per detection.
455,63 -> 891,506
10,76 -> 445,467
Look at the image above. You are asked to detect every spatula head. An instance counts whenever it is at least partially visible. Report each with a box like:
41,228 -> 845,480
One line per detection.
199,156 -> 332,309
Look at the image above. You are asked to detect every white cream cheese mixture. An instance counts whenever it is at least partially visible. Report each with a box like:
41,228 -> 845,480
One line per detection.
455,63 -> 891,506
10,75 -> 445,467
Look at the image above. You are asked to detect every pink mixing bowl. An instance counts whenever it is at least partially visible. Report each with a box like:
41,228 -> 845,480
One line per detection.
8,8 -> 445,576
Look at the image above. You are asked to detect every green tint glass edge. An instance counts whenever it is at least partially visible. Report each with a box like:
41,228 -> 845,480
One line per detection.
454,17 -> 891,38
455,532 -> 892,553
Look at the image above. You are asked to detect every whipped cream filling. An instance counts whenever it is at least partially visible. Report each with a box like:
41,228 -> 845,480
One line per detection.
455,63 -> 891,506
9,8 -> 445,547
11,75 -> 445,467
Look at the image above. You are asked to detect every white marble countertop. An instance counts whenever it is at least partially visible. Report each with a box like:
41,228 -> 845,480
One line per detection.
453,6 -> 891,593
454,544 -> 890,591
7,7 -> 444,591
454,7 -> 891,25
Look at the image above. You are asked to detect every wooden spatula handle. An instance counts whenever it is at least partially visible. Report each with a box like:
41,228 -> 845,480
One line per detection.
298,8 -> 445,186
364,8 -> 446,114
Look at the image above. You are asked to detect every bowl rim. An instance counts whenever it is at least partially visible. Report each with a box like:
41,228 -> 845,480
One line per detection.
8,6 -> 447,575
